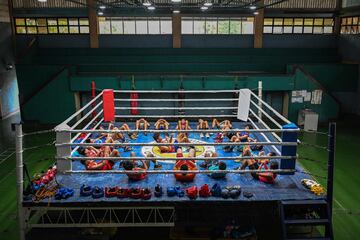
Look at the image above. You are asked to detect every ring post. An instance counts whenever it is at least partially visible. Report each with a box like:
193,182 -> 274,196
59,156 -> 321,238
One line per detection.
55,123 -> 72,172
326,122 -> 336,237
258,81 -> 263,120
103,89 -> 115,122
280,122 -> 298,175
15,124 -> 25,240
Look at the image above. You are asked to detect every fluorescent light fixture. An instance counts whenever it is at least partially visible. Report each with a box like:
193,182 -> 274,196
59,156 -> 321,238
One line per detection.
253,11 -> 259,15
204,2 -> 212,6
98,11 -> 104,16
171,0 -> 182,2
249,5 -> 256,10
143,1 -> 151,6
99,5 -> 106,9
148,6 -> 156,10
200,6 -> 208,10
37,0 -> 47,2
173,10 -> 180,13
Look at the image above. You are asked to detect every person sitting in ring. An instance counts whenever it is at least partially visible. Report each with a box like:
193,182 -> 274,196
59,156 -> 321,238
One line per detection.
212,119 -> 232,130
197,119 -> 210,138
200,150 -> 218,168
155,119 -> 170,130
136,118 -> 150,135
122,152 -> 149,181
173,147 -> 197,182
208,161 -> 227,179
153,132 -> 177,153
78,144 -> 118,170
119,123 -> 137,140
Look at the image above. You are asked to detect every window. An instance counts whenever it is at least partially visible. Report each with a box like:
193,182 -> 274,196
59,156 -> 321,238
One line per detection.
263,17 -> 334,34
15,17 -> 89,34
182,17 -> 254,35
341,16 -> 360,34
98,17 -> 172,34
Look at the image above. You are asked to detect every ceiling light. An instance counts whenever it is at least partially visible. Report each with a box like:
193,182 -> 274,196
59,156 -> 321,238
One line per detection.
37,0 -> 47,2
173,10 -> 180,13
204,2 -> 212,6
147,6 -> 156,10
99,5 -> 106,9
143,1 -> 151,6
200,6 -> 208,10
171,0 -> 182,2
98,11 -> 104,16
249,5 -> 256,10
253,11 -> 259,15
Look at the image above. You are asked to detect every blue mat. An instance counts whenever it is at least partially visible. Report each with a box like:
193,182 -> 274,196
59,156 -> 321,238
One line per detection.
28,122 -> 325,204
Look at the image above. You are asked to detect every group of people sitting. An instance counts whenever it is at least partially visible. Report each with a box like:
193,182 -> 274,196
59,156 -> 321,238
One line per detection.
75,118 -> 278,184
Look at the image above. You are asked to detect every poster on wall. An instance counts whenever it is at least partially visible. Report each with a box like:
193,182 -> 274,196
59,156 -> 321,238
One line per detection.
304,92 -> 311,102
311,90 -> 323,104
291,96 -> 303,103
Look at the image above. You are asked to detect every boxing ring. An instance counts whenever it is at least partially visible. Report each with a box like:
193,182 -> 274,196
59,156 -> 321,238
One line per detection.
17,85 -> 332,239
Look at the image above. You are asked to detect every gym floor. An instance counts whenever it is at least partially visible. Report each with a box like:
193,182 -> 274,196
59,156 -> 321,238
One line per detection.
0,113 -> 359,239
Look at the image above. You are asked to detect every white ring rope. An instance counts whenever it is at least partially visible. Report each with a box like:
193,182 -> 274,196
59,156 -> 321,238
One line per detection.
250,92 -> 291,124
115,115 -> 237,118
65,169 -> 296,174
65,128 -> 299,134
248,117 -> 282,156
249,109 -> 282,142
70,102 -> 103,130
71,118 -> 104,155
114,90 -> 239,93
115,98 -> 239,102
115,107 -> 238,110
66,156 -> 295,161
71,110 -> 104,141
250,100 -> 283,129
58,142 -> 297,147
63,91 -> 103,125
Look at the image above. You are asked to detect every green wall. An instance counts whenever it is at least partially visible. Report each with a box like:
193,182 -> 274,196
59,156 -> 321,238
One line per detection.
15,47 -> 358,124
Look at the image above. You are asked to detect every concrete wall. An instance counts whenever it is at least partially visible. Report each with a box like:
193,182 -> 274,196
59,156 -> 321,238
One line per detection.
263,35 -> 338,48
0,22 -> 20,119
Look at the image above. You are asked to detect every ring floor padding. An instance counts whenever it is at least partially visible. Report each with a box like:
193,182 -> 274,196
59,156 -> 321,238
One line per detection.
24,122 -> 325,205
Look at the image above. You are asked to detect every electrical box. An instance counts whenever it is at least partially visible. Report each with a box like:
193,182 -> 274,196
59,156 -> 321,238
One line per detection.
297,109 -> 319,131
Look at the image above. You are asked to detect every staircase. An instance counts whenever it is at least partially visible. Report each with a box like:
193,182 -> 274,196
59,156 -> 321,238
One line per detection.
279,200 -> 333,240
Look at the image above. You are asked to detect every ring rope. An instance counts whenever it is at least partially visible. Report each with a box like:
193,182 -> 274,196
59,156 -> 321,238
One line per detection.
65,169 -> 296,174
248,111 -> 282,142
114,106 -> 238,110
59,141 -> 297,147
114,90 -> 240,93
71,110 -> 103,140
114,114 -> 237,118
23,129 -> 55,136
250,92 -> 291,124
66,155 -> 295,161
115,98 -> 239,102
70,102 -> 102,130
63,91 -> 103,125
250,100 -> 283,129
65,128 -> 300,134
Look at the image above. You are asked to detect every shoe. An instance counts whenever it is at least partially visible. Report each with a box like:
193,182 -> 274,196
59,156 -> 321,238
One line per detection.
200,133 -> 204,138
92,187 -> 104,199
154,184 -> 163,197
226,186 -> 241,199
117,188 -> 130,198
221,188 -> 230,199
205,133 -> 210,138
185,186 -> 198,199
105,187 -> 119,198
199,184 -> 211,198
80,185 -> 93,197
175,186 -> 185,197
142,188 -> 152,200
211,184 -> 222,197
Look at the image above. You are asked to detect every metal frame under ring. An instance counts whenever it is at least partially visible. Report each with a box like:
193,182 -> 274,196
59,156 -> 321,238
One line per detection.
65,169 -> 296,174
